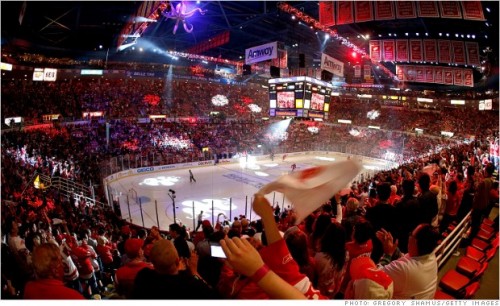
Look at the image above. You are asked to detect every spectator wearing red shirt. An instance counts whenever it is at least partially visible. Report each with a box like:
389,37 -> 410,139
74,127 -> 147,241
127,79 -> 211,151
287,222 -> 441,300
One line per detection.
24,243 -> 84,299
114,238 -> 152,299
95,236 -> 114,271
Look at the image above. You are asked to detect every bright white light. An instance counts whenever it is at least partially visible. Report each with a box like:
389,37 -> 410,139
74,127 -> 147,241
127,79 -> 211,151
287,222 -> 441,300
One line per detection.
264,118 -> 292,143
363,165 -> 380,170
211,94 -> 229,106
263,163 -> 279,167
384,151 -> 396,160
349,129 -> 360,136
239,155 -> 257,169
248,104 -> 262,113
366,110 -> 380,120
307,126 -> 319,134
254,171 -> 269,177
315,156 -> 336,161
139,176 -> 180,186
139,47 -> 144,52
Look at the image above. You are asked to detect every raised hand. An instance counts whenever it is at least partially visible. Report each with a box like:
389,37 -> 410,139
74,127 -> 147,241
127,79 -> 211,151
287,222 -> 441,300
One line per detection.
220,236 -> 264,277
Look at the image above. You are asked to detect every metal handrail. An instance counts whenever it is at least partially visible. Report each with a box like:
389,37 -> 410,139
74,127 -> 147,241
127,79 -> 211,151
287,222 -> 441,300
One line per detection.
434,211 -> 472,269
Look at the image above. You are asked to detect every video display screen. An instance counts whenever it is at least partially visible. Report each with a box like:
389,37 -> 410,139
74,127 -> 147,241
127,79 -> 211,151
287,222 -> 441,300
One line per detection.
269,76 -> 332,119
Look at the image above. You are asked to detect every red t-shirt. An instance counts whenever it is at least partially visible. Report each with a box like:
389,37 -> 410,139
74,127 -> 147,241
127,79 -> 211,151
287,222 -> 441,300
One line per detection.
96,244 -> 114,265
24,279 -> 85,299
115,261 -> 153,297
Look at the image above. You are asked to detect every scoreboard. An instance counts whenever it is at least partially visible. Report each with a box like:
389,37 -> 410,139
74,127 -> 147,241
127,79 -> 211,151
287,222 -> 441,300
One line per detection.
269,76 -> 332,119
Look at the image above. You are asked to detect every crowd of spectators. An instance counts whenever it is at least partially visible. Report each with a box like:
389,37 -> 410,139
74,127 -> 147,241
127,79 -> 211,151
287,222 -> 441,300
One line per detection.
1,72 -> 499,300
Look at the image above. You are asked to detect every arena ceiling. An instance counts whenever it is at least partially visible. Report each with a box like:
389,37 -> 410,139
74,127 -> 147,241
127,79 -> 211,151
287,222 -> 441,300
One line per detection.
1,1 -> 498,89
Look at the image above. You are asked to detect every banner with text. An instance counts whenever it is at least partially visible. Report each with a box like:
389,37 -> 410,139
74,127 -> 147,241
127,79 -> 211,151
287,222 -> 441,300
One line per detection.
383,40 -> 395,62
319,1 -> 336,26
245,41 -> 278,65
397,65 -> 473,87
439,1 -> 462,18
465,42 -> 480,66
395,1 -> 417,19
321,53 -> 344,76
369,40 -> 381,62
452,41 -> 466,65
423,40 -> 438,62
417,1 -> 440,17
461,1 -> 485,21
396,40 -> 409,62
374,1 -> 395,20
355,1 -> 373,23
336,1 -> 354,25
438,40 -> 452,63
410,39 -> 423,62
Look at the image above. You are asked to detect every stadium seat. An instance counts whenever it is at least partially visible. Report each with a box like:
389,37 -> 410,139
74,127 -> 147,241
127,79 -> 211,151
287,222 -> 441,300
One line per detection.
439,270 -> 471,298
479,223 -> 495,236
476,228 -> 495,241
471,237 -> 490,252
464,282 -> 481,299
465,246 -> 486,262
482,218 -> 494,227
485,246 -> 498,262
456,256 -> 482,278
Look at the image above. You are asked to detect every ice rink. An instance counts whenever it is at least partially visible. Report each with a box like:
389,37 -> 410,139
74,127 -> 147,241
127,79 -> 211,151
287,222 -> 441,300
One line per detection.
106,152 -> 395,231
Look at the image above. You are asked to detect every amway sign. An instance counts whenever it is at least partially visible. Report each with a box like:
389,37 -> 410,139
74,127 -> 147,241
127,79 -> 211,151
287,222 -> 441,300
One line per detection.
321,53 -> 344,77
245,41 -> 278,65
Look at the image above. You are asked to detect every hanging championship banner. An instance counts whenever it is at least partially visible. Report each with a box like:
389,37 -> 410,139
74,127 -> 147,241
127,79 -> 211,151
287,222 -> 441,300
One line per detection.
434,67 -> 444,84
354,65 -> 362,78
463,69 -> 473,87
425,66 -> 434,83
396,40 -> 409,62
452,41 -> 466,65
369,40 -> 381,62
417,1 -> 440,17
396,65 -> 404,80
461,1 -> 485,21
423,40 -> 437,62
465,41 -> 480,66
443,68 -> 454,85
337,1 -> 354,25
355,1 -> 374,23
405,65 -> 416,81
382,40 -> 395,62
410,39 -> 423,62
415,66 -> 425,82
438,40 -> 452,63
454,69 -> 463,86
439,1 -> 462,19
374,1 -> 395,20
319,1 -> 336,26
364,64 -> 371,78
395,1 -> 417,19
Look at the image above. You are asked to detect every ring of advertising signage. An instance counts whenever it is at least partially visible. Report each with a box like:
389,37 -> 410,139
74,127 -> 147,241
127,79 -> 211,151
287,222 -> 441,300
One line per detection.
268,76 -> 332,119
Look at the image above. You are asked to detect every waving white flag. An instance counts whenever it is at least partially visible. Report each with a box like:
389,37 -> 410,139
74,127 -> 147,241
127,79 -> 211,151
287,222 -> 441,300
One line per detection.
258,159 -> 362,224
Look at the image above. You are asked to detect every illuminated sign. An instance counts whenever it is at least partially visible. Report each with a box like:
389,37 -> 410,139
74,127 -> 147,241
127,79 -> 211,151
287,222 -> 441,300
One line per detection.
450,100 -> 465,105
417,98 -> 433,103
81,69 -> 104,75
338,119 -> 352,124
0,62 -> 13,71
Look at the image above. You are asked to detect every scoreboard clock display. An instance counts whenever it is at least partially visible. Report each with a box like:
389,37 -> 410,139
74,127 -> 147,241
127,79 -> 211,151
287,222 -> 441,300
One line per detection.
269,76 -> 332,119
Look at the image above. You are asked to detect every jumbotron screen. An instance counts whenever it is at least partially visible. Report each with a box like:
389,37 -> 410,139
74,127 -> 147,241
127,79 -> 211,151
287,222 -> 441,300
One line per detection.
268,76 -> 332,119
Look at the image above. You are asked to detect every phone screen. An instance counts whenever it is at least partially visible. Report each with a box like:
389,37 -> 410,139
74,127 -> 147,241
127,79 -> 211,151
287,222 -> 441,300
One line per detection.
210,243 -> 226,258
